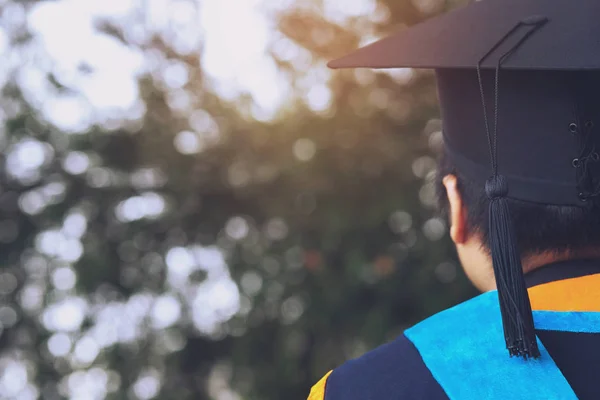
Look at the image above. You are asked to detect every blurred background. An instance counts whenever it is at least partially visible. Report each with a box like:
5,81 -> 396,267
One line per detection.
0,0 -> 477,399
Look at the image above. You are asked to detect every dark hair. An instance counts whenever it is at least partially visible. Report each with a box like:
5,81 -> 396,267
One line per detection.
436,150 -> 600,257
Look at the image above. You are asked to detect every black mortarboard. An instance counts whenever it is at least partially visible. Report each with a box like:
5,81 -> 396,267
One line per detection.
328,0 -> 600,359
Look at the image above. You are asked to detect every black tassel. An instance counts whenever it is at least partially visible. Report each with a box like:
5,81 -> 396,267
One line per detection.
485,175 -> 540,359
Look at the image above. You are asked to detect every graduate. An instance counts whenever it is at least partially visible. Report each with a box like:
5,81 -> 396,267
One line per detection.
309,0 -> 600,399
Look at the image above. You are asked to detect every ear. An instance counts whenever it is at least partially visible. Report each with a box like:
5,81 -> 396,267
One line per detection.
442,174 -> 468,245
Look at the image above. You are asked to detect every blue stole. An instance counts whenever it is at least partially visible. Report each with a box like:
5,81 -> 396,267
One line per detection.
405,291 -> 582,399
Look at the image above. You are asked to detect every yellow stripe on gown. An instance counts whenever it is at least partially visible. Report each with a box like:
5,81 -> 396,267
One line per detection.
528,273 -> 600,312
308,371 -> 333,400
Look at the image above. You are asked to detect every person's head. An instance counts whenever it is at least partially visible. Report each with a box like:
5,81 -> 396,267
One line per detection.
437,150 -> 600,291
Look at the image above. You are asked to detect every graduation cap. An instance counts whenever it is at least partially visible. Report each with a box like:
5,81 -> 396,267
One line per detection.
329,0 -> 600,359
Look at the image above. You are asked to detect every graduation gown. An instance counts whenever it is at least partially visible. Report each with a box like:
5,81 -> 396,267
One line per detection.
308,259 -> 600,400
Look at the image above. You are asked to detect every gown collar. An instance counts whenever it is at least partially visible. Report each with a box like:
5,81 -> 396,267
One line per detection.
525,258 -> 600,288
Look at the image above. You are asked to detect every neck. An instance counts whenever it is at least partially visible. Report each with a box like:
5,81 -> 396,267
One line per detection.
522,248 -> 600,274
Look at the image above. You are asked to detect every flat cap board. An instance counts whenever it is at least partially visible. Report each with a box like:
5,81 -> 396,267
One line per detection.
329,0 -> 600,71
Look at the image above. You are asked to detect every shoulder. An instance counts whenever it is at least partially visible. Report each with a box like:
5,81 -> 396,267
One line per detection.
321,334 -> 449,400
310,292 -> 497,400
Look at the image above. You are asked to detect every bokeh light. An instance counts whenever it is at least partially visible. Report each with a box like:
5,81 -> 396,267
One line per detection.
0,0 -> 470,398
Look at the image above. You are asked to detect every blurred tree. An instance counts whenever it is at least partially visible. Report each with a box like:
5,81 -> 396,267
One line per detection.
0,0 -> 475,399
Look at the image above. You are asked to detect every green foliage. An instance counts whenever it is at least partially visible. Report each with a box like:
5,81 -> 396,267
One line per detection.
0,0 -> 476,399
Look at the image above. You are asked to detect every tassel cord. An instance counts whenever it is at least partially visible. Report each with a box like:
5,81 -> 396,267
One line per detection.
475,18 -> 548,359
